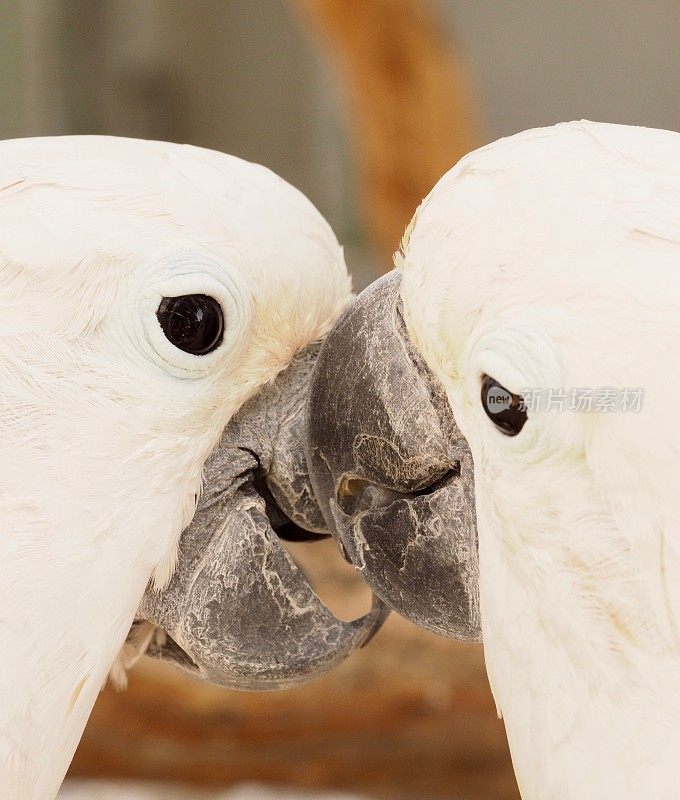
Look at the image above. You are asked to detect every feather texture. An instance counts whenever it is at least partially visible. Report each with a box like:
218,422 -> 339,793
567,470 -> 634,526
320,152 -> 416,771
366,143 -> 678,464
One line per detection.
400,121 -> 680,799
0,136 -> 350,799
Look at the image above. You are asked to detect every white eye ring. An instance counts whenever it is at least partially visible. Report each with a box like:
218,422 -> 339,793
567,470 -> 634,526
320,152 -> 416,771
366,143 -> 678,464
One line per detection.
138,252 -> 252,378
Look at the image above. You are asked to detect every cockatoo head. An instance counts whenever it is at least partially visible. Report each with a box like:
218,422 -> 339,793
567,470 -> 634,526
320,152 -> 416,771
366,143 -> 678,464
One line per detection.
307,121 -> 680,657
0,136 -> 385,796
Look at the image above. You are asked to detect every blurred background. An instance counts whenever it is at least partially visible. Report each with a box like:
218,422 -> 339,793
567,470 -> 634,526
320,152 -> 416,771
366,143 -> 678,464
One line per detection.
3,1 -> 679,797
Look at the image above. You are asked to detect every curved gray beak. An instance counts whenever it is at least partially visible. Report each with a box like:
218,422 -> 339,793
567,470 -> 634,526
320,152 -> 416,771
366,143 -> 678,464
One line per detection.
306,273 -> 480,640
137,345 -> 388,690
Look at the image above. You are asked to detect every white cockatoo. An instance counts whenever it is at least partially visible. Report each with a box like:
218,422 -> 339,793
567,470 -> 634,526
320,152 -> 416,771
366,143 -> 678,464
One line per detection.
0,136 -> 385,800
307,121 -> 680,800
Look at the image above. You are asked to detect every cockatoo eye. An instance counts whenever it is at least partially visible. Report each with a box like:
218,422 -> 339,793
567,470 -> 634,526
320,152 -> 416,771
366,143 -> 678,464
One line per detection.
481,374 -> 527,436
156,294 -> 224,356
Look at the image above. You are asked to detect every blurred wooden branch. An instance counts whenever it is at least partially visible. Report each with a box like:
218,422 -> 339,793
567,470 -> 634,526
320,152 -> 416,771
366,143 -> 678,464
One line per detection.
290,0 -> 480,263
72,651 -> 516,800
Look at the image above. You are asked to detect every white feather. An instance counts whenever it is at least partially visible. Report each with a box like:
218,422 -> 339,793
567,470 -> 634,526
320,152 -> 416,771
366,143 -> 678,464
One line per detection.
400,121 -> 680,799
0,136 -> 351,799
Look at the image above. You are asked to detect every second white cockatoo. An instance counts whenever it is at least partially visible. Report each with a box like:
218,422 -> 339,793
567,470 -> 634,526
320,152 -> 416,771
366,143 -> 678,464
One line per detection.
0,136 -> 386,800
306,121 -> 680,799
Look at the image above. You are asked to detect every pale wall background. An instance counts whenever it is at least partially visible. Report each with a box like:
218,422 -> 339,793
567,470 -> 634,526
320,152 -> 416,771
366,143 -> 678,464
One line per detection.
2,0 -> 679,284
442,0 -> 680,138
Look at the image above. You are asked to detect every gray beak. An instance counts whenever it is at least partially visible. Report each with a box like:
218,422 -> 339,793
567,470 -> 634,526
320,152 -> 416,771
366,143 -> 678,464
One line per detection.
305,272 -> 481,640
137,345 -> 387,690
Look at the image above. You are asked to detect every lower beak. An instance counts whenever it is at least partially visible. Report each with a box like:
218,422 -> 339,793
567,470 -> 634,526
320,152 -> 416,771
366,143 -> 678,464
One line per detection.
137,345 -> 388,690
306,273 -> 481,640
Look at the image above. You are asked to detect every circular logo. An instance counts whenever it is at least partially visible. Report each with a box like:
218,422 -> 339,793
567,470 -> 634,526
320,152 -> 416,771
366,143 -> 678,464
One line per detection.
485,384 -> 513,414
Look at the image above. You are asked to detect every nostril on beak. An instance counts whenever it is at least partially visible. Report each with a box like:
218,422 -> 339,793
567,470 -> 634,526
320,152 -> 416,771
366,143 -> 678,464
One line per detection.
337,477 -> 406,517
337,464 -> 462,518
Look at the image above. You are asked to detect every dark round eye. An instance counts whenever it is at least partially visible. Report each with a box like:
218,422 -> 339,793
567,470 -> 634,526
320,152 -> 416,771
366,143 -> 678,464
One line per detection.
156,294 -> 224,356
481,374 -> 527,436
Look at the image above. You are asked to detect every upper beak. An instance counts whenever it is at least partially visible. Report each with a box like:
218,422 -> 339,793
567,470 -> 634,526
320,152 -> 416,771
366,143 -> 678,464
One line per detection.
137,344 -> 388,690
305,272 -> 481,641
